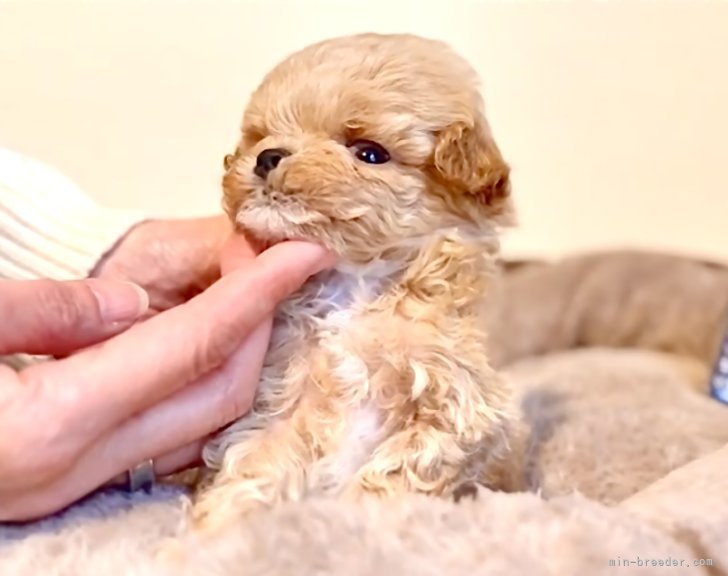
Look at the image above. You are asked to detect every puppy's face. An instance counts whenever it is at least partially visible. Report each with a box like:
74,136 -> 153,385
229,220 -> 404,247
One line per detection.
223,34 -> 512,262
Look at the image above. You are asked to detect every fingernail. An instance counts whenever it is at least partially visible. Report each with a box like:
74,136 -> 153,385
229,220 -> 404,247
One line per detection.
289,242 -> 338,272
314,249 -> 339,273
87,280 -> 150,323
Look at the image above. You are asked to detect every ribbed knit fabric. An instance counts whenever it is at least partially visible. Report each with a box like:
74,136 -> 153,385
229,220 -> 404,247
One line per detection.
0,147 -> 147,369
0,147 -> 146,281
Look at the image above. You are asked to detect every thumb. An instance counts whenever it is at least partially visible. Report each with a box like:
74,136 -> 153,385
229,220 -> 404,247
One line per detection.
0,278 -> 149,356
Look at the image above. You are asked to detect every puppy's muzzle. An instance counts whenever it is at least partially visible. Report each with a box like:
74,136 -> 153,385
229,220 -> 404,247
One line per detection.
254,148 -> 291,180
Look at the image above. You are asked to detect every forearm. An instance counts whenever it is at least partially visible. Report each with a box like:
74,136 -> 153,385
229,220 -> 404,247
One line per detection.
0,148 -> 145,280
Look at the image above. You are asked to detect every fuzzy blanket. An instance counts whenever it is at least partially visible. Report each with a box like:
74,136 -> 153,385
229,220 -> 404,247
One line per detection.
2,250 -> 728,576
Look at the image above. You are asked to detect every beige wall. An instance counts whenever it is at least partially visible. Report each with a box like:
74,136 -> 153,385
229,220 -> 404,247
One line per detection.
1,0 -> 726,261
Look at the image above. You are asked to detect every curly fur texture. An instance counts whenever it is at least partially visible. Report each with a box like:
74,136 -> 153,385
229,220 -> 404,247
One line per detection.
5,251 -> 728,575
190,33 -> 522,530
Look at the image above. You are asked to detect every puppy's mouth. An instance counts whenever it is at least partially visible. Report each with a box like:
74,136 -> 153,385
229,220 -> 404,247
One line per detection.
241,228 -> 289,254
236,202 -> 306,254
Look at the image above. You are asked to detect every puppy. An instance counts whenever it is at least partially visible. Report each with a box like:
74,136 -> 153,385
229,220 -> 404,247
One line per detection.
192,33 -> 521,530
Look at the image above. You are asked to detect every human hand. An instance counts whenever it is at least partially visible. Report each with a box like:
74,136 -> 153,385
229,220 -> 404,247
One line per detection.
0,237 -> 334,522
92,215 -> 232,315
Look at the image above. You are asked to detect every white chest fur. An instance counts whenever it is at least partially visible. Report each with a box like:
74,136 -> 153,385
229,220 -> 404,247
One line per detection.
264,262 -> 399,492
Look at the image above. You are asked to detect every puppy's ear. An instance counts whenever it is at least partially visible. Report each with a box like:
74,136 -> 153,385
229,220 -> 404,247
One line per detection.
433,116 -> 511,215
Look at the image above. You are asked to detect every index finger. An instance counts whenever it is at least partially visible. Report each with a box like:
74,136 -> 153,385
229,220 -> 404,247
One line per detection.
20,241 -> 335,439
220,232 -> 258,276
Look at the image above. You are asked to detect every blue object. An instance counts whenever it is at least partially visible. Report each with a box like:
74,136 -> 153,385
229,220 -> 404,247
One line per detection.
709,325 -> 728,405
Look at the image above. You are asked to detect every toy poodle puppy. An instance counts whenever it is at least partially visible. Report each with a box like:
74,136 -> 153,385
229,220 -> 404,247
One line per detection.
191,32 -> 521,531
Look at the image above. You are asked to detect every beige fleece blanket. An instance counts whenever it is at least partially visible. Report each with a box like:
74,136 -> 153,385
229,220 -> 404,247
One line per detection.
2,250 -> 728,576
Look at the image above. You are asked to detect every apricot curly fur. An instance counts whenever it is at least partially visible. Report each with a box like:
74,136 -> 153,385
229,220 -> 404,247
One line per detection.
191,33 -> 522,532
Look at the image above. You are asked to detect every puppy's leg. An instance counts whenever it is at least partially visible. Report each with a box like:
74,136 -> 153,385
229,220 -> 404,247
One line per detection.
189,419 -> 309,533
349,422 -> 468,498
348,365 -> 517,500
452,482 -> 480,503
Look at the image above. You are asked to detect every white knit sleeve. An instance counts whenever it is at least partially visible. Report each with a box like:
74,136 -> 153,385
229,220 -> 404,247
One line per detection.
0,148 -> 146,280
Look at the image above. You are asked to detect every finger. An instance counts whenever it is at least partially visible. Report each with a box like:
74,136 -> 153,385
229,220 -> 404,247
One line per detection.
251,240 -> 337,307
105,440 -> 205,491
104,318 -> 272,469
106,439 -> 206,488
2,439 -> 209,522
19,241 -> 332,450
0,279 -> 149,356
152,439 -> 206,477
2,321 -> 270,521
220,232 -> 258,275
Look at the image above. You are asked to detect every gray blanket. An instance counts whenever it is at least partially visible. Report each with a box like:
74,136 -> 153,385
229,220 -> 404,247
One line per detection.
3,251 -> 728,576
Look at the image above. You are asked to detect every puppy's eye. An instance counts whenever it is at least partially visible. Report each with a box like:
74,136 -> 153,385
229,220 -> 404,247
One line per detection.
349,140 -> 390,165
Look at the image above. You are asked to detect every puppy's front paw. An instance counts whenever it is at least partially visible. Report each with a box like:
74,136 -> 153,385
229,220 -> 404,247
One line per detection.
452,481 -> 480,503
154,536 -> 189,568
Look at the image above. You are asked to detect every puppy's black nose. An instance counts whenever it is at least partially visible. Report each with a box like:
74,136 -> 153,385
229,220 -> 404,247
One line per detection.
254,148 -> 291,179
